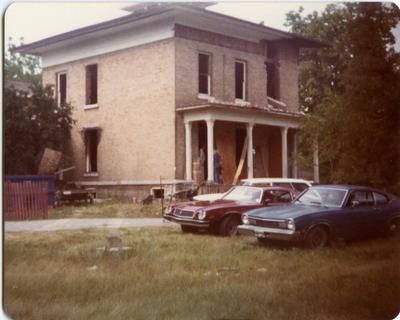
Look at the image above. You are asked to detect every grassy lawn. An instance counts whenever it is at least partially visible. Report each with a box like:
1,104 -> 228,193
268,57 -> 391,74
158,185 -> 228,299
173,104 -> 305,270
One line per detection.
49,201 -> 165,219
4,227 -> 400,320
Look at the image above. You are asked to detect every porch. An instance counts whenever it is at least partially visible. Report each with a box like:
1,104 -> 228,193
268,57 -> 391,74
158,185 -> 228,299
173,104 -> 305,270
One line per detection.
178,102 -> 314,185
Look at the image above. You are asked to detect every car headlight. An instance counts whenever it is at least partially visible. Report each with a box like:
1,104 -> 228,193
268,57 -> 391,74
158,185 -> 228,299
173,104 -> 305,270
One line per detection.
242,214 -> 249,225
197,210 -> 206,220
287,218 -> 295,230
164,206 -> 173,214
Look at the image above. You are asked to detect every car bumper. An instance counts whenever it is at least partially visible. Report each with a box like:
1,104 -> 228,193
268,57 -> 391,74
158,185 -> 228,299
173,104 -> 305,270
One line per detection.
163,215 -> 210,228
238,225 -> 303,241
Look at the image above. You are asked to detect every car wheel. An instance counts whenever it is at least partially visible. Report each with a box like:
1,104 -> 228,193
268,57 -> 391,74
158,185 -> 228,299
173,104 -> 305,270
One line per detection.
181,225 -> 198,233
305,226 -> 329,249
257,238 -> 269,245
219,216 -> 240,236
388,218 -> 400,236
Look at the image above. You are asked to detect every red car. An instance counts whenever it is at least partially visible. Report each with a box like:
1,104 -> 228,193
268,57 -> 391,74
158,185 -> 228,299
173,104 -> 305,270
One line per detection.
163,186 -> 295,236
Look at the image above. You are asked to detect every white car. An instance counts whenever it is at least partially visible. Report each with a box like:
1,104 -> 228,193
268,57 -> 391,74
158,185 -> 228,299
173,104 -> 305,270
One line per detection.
192,178 -> 312,201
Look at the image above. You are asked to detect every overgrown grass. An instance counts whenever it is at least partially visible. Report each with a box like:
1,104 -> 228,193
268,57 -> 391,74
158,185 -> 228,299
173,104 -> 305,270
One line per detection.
49,201 -> 165,219
4,228 -> 400,320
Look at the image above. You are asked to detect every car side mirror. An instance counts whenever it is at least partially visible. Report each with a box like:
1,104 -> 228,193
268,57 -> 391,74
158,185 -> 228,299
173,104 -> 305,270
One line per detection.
351,200 -> 360,208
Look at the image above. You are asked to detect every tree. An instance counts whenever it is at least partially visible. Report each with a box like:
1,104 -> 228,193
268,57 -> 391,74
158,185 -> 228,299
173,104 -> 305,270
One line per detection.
286,3 -> 400,191
5,40 -> 75,174
5,37 -> 42,86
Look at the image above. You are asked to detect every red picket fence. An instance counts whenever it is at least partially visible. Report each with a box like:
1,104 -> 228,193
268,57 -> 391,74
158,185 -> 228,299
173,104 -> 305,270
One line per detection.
4,181 -> 49,220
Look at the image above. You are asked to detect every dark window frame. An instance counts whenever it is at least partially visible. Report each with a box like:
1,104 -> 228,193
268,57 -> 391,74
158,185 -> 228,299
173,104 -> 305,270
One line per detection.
56,71 -> 67,106
85,129 -> 99,173
235,60 -> 247,100
86,64 -> 98,105
198,52 -> 211,95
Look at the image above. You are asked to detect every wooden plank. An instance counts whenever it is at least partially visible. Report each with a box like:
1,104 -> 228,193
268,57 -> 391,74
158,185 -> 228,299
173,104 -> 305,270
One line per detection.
38,148 -> 62,175
232,135 -> 249,185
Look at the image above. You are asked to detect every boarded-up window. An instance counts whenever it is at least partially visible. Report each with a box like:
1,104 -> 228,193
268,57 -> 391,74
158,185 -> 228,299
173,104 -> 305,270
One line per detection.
85,129 -> 99,173
235,61 -> 246,100
86,64 -> 98,105
198,53 -> 211,95
57,72 -> 67,106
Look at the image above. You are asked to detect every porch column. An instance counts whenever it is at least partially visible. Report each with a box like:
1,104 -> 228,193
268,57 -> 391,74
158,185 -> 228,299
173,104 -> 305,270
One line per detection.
206,119 -> 215,182
247,123 -> 254,179
293,131 -> 298,178
281,127 -> 288,178
184,121 -> 192,181
313,143 -> 320,183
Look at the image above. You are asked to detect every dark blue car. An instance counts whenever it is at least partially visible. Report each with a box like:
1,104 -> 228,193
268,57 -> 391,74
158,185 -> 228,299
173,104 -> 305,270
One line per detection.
238,185 -> 400,248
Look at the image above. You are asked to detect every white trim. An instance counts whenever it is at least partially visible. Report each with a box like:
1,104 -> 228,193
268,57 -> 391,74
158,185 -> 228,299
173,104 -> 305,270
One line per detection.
197,93 -> 215,102
83,104 -> 99,110
281,127 -> 288,178
234,99 -> 250,107
83,172 -> 99,177
185,122 -> 193,180
247,123 -> 254,179
206,119 -> 215,182
41,17 -> 175,67
182,108 -> 300,129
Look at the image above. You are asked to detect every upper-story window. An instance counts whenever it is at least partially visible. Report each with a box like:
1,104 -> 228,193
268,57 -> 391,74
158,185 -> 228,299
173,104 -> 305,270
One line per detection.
266,45 -> 280,100
235,60 -> 247,100
86,64 -> 98,105
198,53 -> 211,95
56,72 -> 67,106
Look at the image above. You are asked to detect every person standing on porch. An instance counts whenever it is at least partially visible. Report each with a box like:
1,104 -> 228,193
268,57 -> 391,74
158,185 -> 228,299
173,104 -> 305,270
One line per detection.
213,149 -> 222,184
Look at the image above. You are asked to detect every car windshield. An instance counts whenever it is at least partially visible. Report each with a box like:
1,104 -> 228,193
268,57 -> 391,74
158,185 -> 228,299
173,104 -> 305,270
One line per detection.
222,186 -> 262,203
296,188 -> 347,207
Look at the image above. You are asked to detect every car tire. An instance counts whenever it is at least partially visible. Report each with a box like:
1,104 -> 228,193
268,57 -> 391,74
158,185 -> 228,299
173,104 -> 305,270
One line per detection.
257,238 -> 269,245
219,216 -> 241,236
305,226 -> 329,249
387,218 -> 400,237
181,225 -> 198,233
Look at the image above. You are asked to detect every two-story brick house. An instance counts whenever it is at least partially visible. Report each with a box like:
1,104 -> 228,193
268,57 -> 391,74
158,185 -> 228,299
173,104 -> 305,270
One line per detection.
13,3 -> 322,195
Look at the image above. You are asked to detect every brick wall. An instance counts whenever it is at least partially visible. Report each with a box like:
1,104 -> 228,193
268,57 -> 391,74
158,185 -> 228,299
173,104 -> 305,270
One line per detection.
42,39 -> 176,182
275,42 -> 299,112
174,36 -> 269,178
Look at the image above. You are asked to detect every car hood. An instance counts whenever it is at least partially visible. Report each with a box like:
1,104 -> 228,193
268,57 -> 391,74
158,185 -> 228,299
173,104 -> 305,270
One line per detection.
180,199 -> 258,211
192,193 -> 224,201
246,203 -> 336,220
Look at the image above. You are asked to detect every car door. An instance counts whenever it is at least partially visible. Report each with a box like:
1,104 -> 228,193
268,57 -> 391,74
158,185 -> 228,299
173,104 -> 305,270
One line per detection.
371,192 -> 392,233
344,190 -> 376,238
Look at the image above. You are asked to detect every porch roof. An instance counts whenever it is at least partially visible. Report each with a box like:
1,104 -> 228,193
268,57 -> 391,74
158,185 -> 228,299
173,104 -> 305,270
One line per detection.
177,101 -> 304,129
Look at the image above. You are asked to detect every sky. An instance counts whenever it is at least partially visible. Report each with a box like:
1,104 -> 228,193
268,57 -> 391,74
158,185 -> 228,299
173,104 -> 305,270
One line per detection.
3,1 -> 400,51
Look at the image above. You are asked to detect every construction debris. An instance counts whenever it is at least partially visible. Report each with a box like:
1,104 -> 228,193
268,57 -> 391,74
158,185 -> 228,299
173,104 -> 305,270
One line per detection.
38,148 -> 62,175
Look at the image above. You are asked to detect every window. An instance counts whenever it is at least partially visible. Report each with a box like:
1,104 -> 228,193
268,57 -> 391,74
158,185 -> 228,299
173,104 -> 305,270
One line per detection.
235,60 -> 246,100
347,191 -> 374,207
198,53 -> 211,95
86,64 -> 98,105
85,129 -> 99,173
292,183 -> 309,193
373,192 -> 389,205
56,72 -> 67,106
266,45 -> 279,100
264,190 -> 292,203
